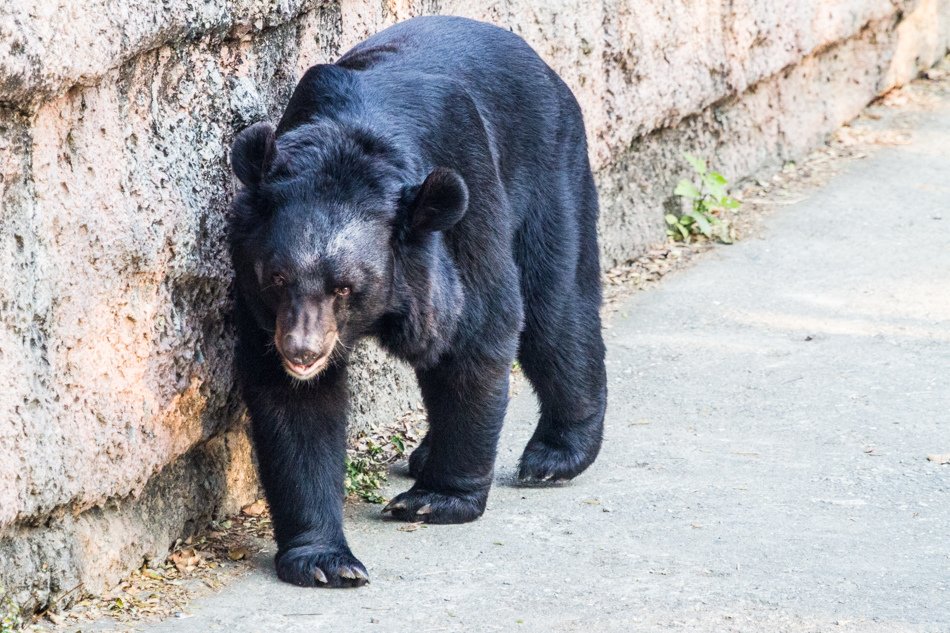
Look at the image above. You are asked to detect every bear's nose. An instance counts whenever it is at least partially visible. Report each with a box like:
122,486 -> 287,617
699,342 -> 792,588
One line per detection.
282,333 -> 322,367
290,349 -> 320,367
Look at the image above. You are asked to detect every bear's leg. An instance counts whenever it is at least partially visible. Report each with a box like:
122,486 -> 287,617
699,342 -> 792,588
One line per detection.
383,355 -> 510,523
245,363 -> 368,587
516,317 -> 607,482
517,297 -> 607,482
516,188 -> 607,483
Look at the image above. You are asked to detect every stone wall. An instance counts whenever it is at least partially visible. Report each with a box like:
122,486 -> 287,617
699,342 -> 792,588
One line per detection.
1,0 -> 948,615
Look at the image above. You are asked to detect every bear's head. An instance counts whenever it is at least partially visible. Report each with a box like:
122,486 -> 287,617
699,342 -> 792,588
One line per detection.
229,120 -> 467,380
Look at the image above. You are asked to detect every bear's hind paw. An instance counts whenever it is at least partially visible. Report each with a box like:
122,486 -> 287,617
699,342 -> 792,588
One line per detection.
382,486 -> 486,524
517,435 -> 599,484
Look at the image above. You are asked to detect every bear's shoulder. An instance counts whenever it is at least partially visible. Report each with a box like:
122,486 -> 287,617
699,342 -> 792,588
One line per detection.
276,65 -> 357,135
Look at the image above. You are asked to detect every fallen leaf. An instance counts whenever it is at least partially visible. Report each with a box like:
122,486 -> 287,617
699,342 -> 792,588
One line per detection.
227,547 -> 249,561
926,454 -> 950,465
397,522 -> 424,532
169,548 -> 202,573
241,499 -> 267,517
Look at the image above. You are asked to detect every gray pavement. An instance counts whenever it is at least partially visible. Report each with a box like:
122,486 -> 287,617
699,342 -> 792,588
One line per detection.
125,100 -> 949,632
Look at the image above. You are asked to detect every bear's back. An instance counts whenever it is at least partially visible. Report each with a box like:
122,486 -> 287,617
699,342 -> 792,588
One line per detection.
337,16 -> 546,87
336,17 -> 580,215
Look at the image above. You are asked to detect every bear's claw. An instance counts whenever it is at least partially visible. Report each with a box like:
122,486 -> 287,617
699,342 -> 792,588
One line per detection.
275,545 -> 369,588
381,499 -> 407,512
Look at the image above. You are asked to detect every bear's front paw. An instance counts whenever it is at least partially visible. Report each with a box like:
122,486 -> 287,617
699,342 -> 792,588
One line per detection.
381,485 -> 487,524
275,545 -> 369,588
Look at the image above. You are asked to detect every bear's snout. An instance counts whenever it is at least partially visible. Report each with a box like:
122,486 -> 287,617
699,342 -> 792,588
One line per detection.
274,299 -> 338,380
277,329 -> 338,380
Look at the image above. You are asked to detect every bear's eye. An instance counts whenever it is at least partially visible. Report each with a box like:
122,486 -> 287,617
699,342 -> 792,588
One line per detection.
334,286 -> 351,297
271,273 -> 287,288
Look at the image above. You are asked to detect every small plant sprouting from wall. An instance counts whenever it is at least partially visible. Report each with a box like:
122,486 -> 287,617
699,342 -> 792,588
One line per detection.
666,153 -> 741,243
0,585 -> 22,633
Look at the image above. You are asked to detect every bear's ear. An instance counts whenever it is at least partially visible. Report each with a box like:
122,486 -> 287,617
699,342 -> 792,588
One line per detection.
404,168 -> 468,235
231,122 -> 277,187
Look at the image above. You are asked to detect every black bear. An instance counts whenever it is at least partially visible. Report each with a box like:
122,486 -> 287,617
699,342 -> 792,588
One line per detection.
229,16 -> 607,588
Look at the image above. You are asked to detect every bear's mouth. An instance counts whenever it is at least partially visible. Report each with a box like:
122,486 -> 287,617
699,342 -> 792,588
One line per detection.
281,354 -> 330,380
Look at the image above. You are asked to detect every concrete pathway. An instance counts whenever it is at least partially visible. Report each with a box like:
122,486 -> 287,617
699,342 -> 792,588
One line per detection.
118,99 -> 949,632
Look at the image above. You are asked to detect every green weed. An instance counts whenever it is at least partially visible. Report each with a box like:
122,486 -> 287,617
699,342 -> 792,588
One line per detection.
666,153 -> 741,243
0,585 -> 21,633
344,456 -> 387,504
344,434 -> 409,504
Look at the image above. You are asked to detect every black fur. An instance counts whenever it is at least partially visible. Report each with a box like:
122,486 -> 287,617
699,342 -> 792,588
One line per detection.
228,16 -> 607,588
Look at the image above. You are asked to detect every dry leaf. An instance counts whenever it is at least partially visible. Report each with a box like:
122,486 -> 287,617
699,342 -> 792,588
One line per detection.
241,499 -> 267,517
227,547 -> 249,561
397,522 -> 424,532
142,568 -> 164,581
926,454 -> 950,465
169,548 -> 202,573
